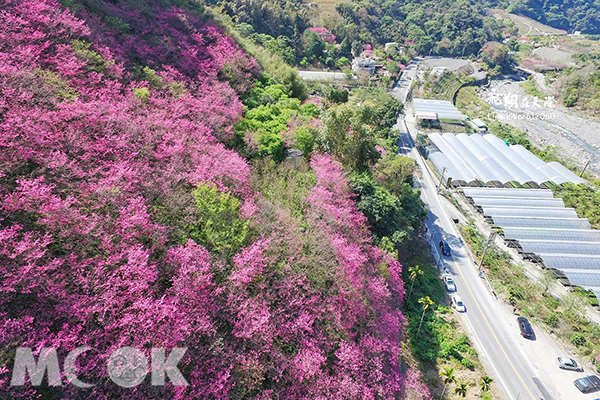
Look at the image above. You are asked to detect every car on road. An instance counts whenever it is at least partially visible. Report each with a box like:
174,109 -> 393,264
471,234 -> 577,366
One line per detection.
439,240 -> 451,256
574,375 -> 600,393
451,295 -> 466,312
557,357 -> 584,372
443,275 -> 456,292
517,317 -> 534,339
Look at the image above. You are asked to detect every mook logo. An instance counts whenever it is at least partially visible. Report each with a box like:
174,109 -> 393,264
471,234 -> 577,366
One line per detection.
10,346 -> 188,388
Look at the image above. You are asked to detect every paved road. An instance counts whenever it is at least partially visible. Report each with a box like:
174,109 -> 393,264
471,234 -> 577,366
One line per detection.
391,59 -> 419,103
394,59 -> 597,400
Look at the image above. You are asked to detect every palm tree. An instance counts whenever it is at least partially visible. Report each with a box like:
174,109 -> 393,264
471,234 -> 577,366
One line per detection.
455,382 -> 468,397
407,265 -> 423,300
417,296 -> 434,337
439,367 -> 456,399
480,376 -> 493,396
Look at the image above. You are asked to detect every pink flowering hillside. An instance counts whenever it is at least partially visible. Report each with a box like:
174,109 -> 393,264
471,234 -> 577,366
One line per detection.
0,1 -> 428,398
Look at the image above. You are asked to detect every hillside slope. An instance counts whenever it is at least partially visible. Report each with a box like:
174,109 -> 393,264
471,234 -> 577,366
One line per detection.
494,0 -> 600,34
0,1 -> 428,398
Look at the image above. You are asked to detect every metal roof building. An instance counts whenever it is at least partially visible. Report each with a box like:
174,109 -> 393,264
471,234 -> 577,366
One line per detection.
428,133 -> 587,187
413,99 -> 465,121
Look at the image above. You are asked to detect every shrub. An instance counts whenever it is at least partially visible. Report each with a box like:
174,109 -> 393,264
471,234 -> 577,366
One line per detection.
572,333 -> 587,347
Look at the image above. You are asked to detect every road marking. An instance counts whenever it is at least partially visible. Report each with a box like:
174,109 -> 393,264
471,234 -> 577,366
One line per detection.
445,236 -> 538,400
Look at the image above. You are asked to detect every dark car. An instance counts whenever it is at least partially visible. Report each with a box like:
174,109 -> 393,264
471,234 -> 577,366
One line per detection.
558,356 -> 584,372
517,317 -> 534,339
439,240 -> 451,256
574,375 -> 600,393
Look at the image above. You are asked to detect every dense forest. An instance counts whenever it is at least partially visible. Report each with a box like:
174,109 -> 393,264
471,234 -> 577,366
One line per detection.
206,0 -> 506,67
501,0 -> 600,34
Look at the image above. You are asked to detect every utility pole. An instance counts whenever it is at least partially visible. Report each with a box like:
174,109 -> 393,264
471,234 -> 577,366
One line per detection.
437,167 -> 447,192
580,159 -> 591,177
478,231 -> 497,271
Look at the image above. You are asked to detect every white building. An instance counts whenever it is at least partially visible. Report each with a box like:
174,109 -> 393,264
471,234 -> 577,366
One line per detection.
351,56 -> 377,75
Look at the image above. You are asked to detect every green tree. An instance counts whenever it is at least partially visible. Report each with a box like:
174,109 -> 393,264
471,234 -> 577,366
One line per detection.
337,57 -> 350,67
317,106 -> 380,171
339,37 -> 351,57
304,29 -> 325,61
327,88 -> 349,103
351,40 -> 363,57
417,296 -> 434,337
439,366 -> 456,399
189,183 -> 250,259
454,382 -> 468,397
407,265 -> 423,300
375,155 -> 416,194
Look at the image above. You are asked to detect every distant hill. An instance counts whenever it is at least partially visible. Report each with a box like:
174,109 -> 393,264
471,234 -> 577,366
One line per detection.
487,8 -> 567,36
490,0 -> 600,34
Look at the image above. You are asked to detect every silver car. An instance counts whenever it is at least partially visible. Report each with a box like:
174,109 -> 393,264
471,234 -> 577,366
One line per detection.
558,357 -> 584,372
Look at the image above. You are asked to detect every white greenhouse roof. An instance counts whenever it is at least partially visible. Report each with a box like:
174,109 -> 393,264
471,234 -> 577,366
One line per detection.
428,133 -> 588,187
502,227 -> 600,242
556,269 -> 600,287
481,206 -> 579,219
516,240 -> 600,256
538,254 -> 600,270
414,99 -> 465,121
466,186 -> 599,300
470,196 -> 565,208
489,216 -> 591,230
463,187 -> 554,199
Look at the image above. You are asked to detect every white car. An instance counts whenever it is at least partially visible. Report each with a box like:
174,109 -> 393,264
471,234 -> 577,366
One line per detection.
451,295 -> 466,312
444,275 -> 456,292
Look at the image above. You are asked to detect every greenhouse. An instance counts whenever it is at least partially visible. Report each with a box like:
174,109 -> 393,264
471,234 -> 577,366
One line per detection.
514,240 -> 600,256
488,216 -> 591,230
463,187 -> 554,199
413,99 -> 465,121
465,186 -> 600,301
428,152 -> 475,187
427,133 -> 587,187
538,254 -> 600,271
469,196 -> 565,209
501,227 -> 600,243
553,270 -> 600,287
480,206 -> 579,219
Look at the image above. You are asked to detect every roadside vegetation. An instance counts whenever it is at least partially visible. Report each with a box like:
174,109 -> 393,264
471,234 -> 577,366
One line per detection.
397,234 -> 498,399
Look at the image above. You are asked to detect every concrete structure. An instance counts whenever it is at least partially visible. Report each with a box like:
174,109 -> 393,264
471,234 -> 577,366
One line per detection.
351,56 -> 377,75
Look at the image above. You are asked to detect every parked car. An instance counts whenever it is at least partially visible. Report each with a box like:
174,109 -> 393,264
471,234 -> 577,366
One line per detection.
517,317 -> 534,339
439,240 -> 451,256
558,357 -> 584,372
443,275 -> 456,292
451,295 -> 466,312
574,375 -> 600,393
